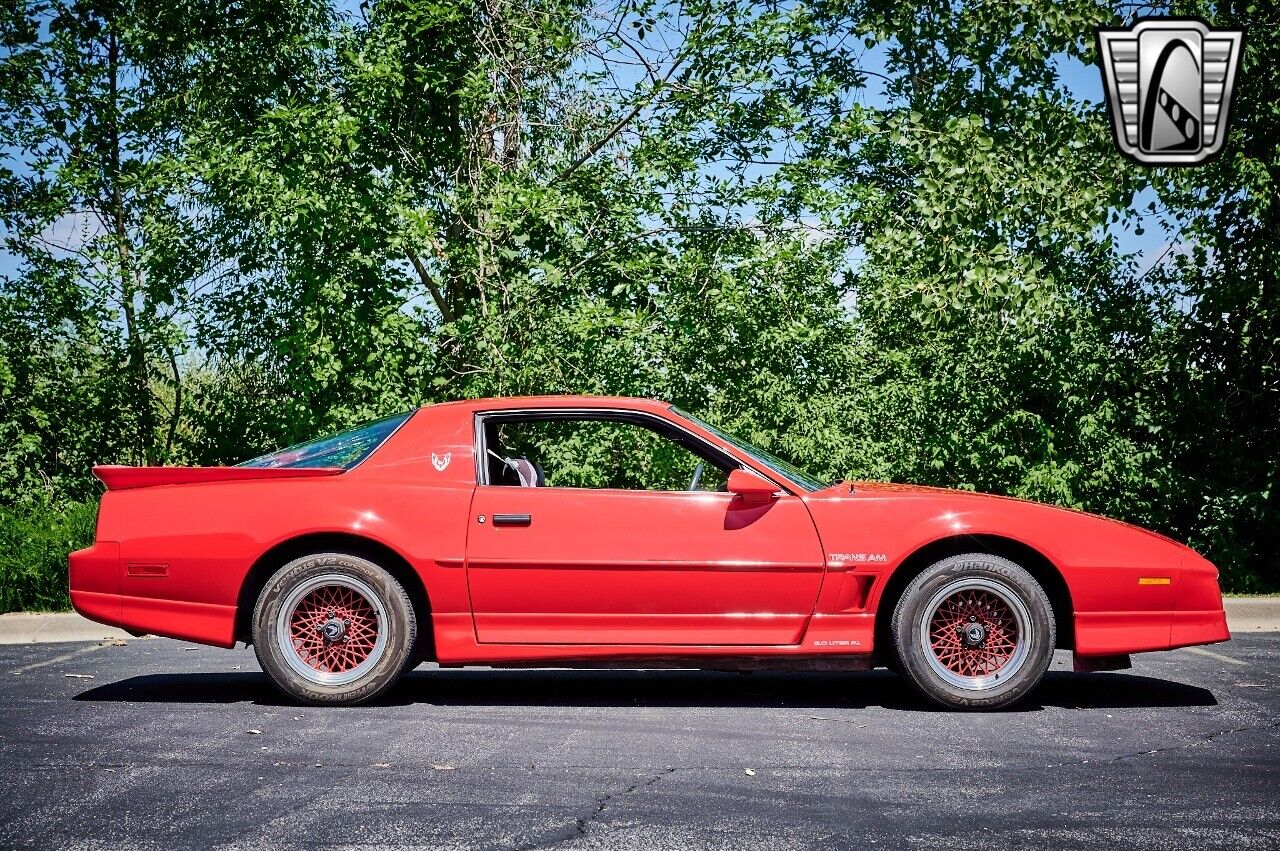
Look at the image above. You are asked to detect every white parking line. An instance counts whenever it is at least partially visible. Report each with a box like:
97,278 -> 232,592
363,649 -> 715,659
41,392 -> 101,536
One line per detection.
1181,646 -> 1248,666
8,640 -> 123,675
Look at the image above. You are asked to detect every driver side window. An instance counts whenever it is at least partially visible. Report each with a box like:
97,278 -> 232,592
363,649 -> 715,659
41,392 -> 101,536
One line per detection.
483,416 -> 731,492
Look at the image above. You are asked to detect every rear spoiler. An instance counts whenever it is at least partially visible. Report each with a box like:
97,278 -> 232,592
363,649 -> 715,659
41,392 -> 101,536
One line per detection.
92,465 -> 344,491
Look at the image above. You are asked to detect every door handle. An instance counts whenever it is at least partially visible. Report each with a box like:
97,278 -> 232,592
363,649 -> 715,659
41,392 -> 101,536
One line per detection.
492,513 -> 532,527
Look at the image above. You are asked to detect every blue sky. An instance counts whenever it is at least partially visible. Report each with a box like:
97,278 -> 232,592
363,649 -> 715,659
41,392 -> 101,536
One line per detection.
1057,51 -> 1169,266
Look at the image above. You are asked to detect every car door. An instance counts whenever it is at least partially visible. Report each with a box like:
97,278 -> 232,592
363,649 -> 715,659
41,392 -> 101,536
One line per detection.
464,410 -> 826,645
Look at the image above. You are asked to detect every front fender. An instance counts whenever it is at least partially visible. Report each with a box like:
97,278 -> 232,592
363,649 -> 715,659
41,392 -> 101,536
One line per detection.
803,486 -> 1222,655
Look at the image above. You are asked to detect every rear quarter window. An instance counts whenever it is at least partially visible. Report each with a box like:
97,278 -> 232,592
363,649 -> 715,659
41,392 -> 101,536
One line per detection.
238,412 -> 413,469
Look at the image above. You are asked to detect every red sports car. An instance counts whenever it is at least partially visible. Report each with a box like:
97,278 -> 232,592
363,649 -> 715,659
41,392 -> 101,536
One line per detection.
69,396 -> 1229,709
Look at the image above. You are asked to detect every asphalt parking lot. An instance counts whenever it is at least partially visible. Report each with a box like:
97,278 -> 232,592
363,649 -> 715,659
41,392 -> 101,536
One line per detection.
0,636 -> 1276,850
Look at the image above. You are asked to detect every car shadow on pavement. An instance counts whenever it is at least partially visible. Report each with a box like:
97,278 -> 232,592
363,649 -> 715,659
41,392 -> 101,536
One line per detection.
73,668 -> 1217,711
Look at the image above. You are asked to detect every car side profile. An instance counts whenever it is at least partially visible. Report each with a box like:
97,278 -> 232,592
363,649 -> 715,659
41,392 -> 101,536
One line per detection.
69,396 -> 1230,709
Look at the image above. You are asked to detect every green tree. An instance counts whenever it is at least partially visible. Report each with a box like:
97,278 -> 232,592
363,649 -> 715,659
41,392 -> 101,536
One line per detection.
1134,0 -> 1280,590
1,0 -> 217,488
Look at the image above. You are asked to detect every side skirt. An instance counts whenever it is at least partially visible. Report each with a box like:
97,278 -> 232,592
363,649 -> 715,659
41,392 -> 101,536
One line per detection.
439,654 -> 875,672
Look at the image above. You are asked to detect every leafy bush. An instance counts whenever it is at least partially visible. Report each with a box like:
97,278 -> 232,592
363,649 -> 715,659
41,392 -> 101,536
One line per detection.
0,502 -> 97,612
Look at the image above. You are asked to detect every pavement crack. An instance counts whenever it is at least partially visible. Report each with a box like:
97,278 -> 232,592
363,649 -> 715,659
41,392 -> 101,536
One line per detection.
511,767 -> 678,851
579,766 -> 677,833
1049,719 -> 1280,768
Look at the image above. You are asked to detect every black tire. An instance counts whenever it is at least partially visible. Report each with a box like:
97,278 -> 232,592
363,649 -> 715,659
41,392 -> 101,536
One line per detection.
891,553 -> 1054,710
252,552 -> 417,705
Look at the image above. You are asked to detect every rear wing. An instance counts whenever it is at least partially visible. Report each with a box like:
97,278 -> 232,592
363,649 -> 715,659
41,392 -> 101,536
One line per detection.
92,465 -> 343,491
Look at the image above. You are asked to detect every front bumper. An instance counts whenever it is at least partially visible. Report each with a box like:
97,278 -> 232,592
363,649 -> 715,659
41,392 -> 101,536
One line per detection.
1075,549 -> 1230,656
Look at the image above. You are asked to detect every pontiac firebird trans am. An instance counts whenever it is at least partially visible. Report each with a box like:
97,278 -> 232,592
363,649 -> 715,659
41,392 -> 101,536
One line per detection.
70,396 -> 1230,709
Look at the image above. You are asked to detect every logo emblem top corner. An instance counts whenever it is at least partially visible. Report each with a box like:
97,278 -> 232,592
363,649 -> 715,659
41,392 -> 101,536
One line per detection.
1096,18 -> 1243,165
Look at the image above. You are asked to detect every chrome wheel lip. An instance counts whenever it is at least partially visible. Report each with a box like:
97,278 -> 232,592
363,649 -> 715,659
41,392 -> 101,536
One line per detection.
919,577 -> 1033,692
276,573 -> 389,687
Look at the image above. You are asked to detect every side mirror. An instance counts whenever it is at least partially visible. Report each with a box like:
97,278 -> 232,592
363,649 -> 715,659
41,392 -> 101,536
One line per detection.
727,468 -> 779,504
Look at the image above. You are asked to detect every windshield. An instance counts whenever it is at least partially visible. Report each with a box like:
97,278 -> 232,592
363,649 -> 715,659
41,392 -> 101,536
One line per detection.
671,407 -> 825,492
238,412 -> 413,469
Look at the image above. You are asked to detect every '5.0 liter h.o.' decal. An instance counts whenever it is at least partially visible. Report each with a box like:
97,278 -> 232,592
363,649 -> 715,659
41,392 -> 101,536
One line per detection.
1096,18 -> 1243,166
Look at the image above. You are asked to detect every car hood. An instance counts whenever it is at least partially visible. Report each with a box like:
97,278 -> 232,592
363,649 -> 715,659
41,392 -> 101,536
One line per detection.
812,480 -> 1185,548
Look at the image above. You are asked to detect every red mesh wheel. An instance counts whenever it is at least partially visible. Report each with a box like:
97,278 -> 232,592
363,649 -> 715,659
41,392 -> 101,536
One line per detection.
927,587 -> 1021,678
256,555 -> 415,703
288,583 -> 381,674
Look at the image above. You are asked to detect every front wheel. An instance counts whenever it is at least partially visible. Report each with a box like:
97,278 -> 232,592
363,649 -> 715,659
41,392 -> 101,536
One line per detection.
891,553 -> 1055,710
252,552 -> 417,705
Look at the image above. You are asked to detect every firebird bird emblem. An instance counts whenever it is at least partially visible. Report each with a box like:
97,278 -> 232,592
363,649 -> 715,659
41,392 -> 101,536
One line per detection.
431,452 -> 451,472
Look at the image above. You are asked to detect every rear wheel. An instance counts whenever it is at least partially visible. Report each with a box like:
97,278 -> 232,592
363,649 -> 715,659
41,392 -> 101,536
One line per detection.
252,552 -> 417,705
891,553 -> 1054,710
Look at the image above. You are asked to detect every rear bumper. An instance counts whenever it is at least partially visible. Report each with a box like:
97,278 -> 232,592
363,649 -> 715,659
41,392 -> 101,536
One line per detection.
69,542 -> 121,625
1075,608 -> 1230,656
68,541 -> 235,647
